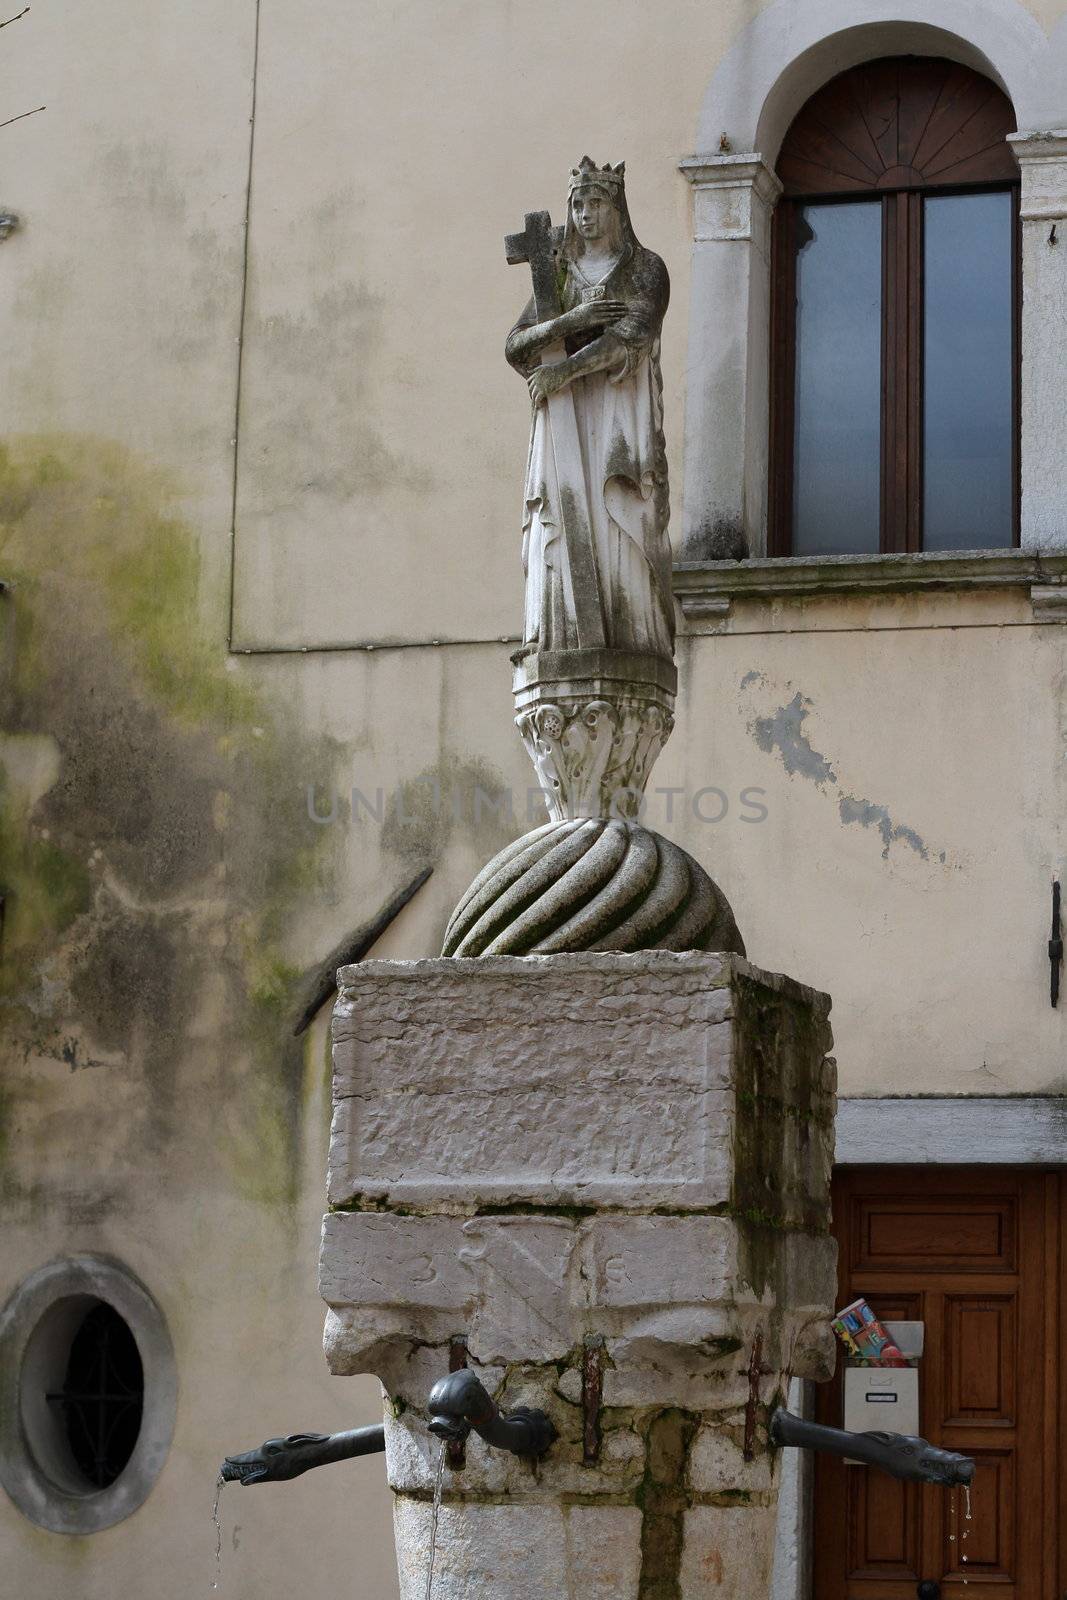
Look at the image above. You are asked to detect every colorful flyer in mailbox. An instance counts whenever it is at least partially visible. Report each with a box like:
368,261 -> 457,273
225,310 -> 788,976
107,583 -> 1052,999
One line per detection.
831,1298 -> 907,1366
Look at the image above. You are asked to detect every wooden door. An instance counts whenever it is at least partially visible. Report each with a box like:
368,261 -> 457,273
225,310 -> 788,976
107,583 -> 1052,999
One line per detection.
813,1168 -> 1063,1600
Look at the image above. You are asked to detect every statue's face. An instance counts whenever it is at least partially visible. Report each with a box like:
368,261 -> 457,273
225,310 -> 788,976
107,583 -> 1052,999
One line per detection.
571,188 -> 616,243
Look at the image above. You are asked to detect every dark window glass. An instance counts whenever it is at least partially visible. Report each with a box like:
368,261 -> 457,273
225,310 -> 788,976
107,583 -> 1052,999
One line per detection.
922,191 -> 1014,550
47,1302 -> 144,1488
792,202 -> 882,555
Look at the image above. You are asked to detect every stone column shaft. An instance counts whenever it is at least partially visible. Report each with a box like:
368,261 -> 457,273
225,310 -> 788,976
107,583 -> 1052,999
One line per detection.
678,153 -> 782,561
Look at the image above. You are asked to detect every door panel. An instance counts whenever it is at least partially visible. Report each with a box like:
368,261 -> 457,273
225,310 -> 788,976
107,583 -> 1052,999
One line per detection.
944,1296 -> 1015,1424
846,1471 -> 921,1578
813,1168 -> 1061,1600
852,1196 -> 1017,1273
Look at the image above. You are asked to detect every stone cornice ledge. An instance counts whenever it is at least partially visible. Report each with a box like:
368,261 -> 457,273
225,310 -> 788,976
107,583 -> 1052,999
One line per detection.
679,151 -> 783,204
673,549 -> 1067,618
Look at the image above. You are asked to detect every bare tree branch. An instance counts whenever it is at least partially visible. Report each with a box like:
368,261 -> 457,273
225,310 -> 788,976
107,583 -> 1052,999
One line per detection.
0,105 -> 44,131
0,8 -> 30,28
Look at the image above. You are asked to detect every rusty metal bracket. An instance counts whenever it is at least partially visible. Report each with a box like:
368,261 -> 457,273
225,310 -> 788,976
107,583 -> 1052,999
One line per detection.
581,1335 -> 604,1464
742,1329 -> 771,1462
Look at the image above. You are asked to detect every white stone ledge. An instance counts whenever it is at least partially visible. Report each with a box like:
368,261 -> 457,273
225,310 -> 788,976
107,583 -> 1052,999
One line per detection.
836,1095 -> 1067,1165
673,549 -> 1067,617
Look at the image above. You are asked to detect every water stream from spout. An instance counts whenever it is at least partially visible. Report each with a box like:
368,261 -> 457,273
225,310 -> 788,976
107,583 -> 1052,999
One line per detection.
424,1445 -> 446,1600
212,1473 -> 225,1591
960,1483 -> 972,1584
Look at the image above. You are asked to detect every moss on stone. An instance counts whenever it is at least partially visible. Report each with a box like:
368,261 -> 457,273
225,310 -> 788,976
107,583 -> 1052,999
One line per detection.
729,967 -> 833,1293
472,1200 -> 597,1222
635,1408 -> 701,1600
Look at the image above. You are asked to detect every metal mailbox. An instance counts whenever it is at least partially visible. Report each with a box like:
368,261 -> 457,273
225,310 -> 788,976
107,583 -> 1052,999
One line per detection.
843,1321 -> 923,1446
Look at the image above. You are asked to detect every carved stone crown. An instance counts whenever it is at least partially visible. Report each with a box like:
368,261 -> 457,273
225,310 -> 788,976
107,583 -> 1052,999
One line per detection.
569,156 -> 625,195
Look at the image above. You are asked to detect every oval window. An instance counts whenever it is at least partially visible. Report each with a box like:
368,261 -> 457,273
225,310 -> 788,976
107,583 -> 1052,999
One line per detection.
0,1257 -> 176,1533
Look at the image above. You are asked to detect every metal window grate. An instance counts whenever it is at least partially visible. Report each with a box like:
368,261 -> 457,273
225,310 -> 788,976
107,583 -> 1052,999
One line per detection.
46,1302 -> 144,1489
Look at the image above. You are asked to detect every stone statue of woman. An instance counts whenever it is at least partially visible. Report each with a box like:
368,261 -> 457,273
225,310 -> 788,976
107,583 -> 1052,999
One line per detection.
505,158 -> 674,663
439,159 -> 743,956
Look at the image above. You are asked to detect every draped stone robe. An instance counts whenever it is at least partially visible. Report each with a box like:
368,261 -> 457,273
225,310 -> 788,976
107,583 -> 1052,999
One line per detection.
508,243 -> 674,660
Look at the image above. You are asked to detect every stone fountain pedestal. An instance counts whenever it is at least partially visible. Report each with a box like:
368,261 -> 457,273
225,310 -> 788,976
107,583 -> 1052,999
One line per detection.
320,950 -> 837,1600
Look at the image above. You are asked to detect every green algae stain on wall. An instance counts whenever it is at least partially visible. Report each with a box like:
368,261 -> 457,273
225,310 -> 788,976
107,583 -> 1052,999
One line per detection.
0,435 -> 342,1209
0,759 -> 91,981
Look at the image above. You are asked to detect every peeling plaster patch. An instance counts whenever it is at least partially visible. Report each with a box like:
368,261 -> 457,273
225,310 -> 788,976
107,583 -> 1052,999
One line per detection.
37,1035 -> 109,1073
744,682 -> 938,864
838,795 -> 927,860
749,693 -> 837,788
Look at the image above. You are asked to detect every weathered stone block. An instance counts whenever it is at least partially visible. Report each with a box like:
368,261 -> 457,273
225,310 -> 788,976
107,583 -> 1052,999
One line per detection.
320,1213 -> 580,1365
587,1215 -> 736,1305
328,950 -> 833,1218
689,1416 -> 775,1493
320,1212 -> 837,1384
680,1505 -> 777,1594
394,1501 -> 643,1600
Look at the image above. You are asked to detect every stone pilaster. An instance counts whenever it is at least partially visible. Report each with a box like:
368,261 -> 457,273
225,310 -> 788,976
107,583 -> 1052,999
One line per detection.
677,153 -> 782,561
321,951 -> 837,1600
1009,131 -> 1067,551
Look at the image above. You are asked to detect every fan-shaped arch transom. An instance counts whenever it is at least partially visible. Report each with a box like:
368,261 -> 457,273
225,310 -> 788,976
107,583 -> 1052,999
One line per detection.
777,56 -> 1017,197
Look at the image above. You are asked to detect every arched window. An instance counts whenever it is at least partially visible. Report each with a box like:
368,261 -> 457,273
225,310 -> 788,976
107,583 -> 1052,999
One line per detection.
769,57 -> 1019,556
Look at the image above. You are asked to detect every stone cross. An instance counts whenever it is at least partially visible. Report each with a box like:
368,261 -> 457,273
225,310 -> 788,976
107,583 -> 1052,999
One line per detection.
504,210 -> 563,323
505,209 -> 606,650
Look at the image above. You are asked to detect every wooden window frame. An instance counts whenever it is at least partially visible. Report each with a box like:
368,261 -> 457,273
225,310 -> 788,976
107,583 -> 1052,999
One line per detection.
769,182 -> 1021,558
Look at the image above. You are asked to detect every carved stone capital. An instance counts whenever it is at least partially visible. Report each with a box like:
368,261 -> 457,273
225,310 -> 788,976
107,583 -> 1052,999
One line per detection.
1008,129 -> 1067,218
516,695 -> 673,821
323,953 -> 836,1388
512,647 -> 676,821
678,152 -> 782,255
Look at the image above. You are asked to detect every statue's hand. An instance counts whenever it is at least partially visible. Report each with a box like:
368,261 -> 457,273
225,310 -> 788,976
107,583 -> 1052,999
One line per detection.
528,367 -> 562,407
561,299 -> 626,333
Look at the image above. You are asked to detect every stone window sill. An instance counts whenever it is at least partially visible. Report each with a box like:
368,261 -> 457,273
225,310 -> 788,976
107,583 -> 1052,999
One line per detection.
673,548 -> 1067,620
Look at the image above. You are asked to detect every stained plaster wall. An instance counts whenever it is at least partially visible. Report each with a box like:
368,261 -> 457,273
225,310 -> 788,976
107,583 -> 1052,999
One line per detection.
1,0 -> 1066,1596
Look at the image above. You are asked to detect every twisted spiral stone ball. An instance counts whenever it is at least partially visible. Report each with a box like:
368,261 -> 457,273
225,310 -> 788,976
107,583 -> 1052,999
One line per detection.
442,818 -> 744,958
